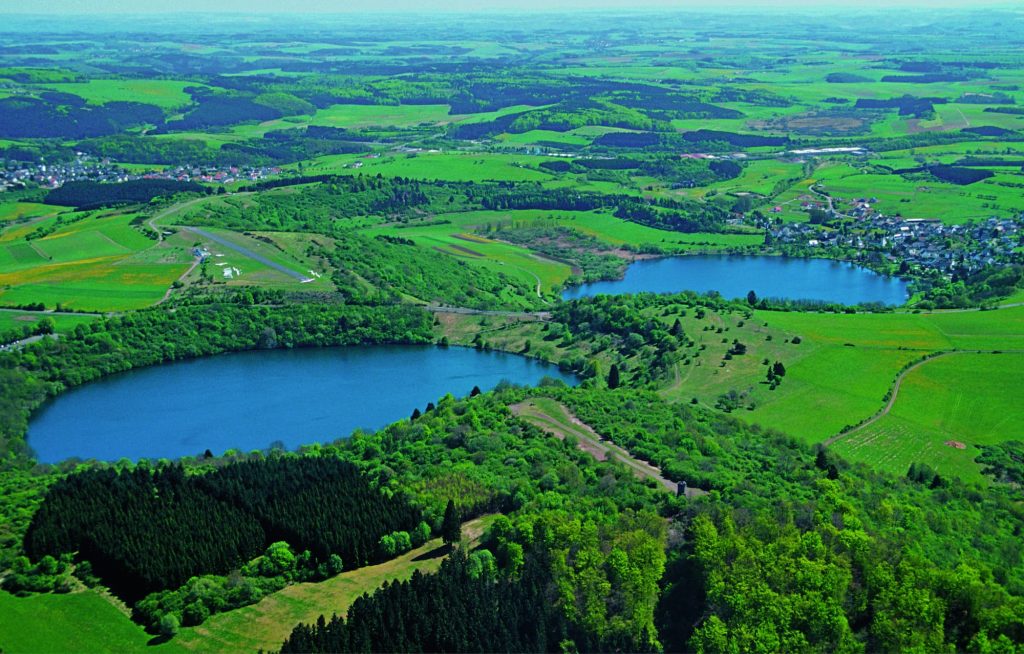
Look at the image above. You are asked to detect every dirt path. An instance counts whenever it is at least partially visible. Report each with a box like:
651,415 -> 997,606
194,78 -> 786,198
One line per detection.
824,350 -> 961,446
155,256 -> 201,305
511,398 -> 704,497
145,195 -> 210,242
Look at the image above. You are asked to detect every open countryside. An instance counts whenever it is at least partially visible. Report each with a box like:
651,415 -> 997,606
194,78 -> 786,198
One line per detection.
1,5 -> 1023,654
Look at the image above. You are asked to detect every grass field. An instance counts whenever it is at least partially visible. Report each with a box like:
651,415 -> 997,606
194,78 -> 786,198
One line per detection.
309,103 -> 456,129
0,309 -> 97,337
649,304 -> 1024,481
300,151 -> 555,182
0,202 -> 69,225
832,353 -> 1024,482
0,589 -> 177,654
40,79 -> 198,110
0,211 -> 193,311
171,515 -> 494,653
810,161 -> 1024,223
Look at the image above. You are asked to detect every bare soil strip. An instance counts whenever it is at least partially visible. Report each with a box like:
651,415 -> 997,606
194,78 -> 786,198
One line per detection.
511,398 -> 705,497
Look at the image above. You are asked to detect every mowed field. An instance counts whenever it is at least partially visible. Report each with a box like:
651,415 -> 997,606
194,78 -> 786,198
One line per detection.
0,589 -> 173,654
0,209 -> 192,311
39,79 -> 198,110
832,352 -> 1024,482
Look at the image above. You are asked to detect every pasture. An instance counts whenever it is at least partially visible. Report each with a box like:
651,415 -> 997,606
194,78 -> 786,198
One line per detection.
832,352 -> 1024,482
0,211 -> 192,311
40,79 -> 197,110
0,589 -> 175,654
651,303 -> 1024,481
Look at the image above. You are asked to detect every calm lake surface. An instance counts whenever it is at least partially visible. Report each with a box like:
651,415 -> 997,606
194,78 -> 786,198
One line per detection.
563,255 -> 909,305
28,345 -> 577,463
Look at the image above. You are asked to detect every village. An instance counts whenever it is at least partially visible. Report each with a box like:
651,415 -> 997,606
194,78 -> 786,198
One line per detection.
766,206 -> 1023,276
0,152 -> 280,192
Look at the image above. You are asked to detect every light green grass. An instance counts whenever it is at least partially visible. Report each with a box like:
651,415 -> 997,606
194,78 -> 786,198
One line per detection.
811,162 -> 1024,223
0,212 -> 192,311
309,103 -> 455,129
0,310 -> 97,336
658,305 -> 1024,481
301,152 -> 553,182
40,80 -> 197,110
171,516 -> 494,653
0,589 -> 180,654
833,353 -> 1024,482
0,202 -> 69,224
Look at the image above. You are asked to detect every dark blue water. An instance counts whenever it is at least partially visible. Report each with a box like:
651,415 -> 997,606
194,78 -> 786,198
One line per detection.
563,255 -> 908,305
28,345 -> 576,463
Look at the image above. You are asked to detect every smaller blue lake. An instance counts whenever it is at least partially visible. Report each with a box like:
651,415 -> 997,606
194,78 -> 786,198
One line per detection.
562,255 -> 909,305
28,345 -> 577,463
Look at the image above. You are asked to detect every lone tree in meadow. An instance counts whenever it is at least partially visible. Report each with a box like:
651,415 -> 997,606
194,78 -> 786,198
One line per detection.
442,499 -> 461,547
607,363 -> 621,389
747,290 -> 758,306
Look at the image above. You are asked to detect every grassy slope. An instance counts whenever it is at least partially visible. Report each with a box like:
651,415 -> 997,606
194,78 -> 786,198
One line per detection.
0,589 -> 178,654
0,516 -> 493,654
832,352 -> 1024,482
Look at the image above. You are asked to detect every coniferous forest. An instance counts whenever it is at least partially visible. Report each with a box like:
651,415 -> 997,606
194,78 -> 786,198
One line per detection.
24,458 -> 421,602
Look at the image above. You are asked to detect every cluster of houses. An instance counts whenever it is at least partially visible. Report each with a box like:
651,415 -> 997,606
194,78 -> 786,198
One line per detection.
0,153 -> 280,192
768,212 -> 1023,275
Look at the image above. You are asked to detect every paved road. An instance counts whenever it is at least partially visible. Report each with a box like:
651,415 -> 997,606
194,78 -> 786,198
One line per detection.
0,333 -> 59,352
184,227 -> 315,283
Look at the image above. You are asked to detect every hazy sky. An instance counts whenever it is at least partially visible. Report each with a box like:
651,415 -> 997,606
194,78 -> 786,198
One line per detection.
0,0 -> 1014,13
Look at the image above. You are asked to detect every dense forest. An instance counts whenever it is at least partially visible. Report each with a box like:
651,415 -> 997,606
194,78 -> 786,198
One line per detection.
280,550 -> 653,653
23,458 -> 421,602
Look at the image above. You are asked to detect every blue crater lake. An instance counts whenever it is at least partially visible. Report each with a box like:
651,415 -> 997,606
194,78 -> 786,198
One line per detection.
28,345 -> 577,463
563,255 -> 908,305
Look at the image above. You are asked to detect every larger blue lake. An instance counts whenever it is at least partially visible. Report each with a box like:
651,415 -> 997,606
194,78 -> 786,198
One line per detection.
28,345 -> 576,463
563,255 -> 908,305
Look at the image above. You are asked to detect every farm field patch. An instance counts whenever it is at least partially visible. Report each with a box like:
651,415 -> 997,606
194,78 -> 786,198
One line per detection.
832,352 -> 1024,481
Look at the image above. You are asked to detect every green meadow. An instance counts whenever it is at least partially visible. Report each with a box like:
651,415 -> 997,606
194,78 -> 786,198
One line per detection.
833,352 -> 1024,482
40,80 -> 198,110
0,589 -> 175,654
652,303 -> 1024,481
0,310 -> 97,337
0,211 -> 192,311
